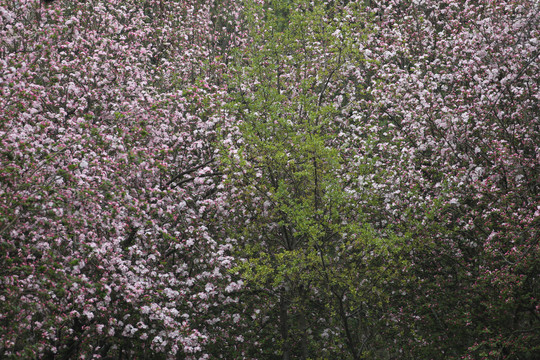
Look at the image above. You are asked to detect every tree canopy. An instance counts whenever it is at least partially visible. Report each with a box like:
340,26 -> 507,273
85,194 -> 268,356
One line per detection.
1,0 -> 538,359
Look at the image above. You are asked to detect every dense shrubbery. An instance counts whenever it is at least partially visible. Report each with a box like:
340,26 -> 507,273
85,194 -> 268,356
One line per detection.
1,0 -> 538,359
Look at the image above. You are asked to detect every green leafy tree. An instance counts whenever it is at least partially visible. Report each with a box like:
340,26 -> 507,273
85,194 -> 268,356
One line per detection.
220,1 -> 408,358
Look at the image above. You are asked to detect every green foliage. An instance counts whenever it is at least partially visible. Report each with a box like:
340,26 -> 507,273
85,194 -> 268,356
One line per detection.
221,1 -> 411,358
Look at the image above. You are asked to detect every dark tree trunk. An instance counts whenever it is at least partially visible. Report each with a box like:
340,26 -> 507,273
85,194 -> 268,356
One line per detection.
280,293 -> 290,360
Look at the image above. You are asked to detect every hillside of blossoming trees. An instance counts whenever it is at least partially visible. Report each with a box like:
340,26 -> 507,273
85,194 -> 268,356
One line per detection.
0,0 -> 538,359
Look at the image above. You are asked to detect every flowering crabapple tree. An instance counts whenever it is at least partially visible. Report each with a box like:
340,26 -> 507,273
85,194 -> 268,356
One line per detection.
0,0 -> 249,358
347,0 -> 540,358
